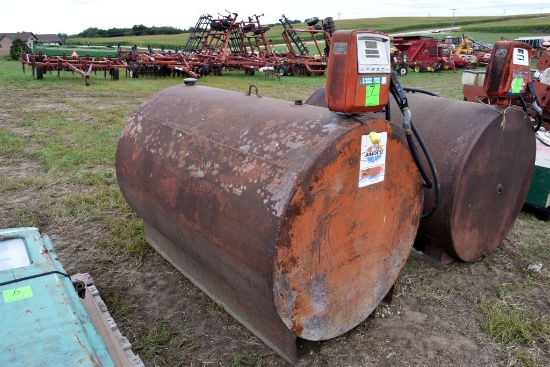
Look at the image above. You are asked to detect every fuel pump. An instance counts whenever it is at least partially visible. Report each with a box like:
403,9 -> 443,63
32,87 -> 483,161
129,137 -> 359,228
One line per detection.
484,41 -> 531,98
325,29 -> 440,217
325,30 -> 391,114
484,41 -> 543,131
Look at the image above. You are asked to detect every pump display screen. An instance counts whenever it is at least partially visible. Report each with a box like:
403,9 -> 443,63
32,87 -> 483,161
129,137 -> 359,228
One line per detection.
512,47 -> 529,66
356,35 -> 391,74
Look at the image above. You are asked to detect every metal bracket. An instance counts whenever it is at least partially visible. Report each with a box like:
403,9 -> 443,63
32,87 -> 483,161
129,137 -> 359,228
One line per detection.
72,279 -> 87,299
247,84 -> 262,97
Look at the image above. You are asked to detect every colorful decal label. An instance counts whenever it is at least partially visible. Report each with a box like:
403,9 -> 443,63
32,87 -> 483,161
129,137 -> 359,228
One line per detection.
359,132 -> 387,187
3,285 -> 33,303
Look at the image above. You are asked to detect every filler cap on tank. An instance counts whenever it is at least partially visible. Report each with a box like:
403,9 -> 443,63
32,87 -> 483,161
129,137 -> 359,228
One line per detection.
183,78 -> 197,86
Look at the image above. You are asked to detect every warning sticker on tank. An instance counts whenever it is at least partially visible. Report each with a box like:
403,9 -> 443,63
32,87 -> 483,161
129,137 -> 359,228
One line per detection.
359,132 -> 387,187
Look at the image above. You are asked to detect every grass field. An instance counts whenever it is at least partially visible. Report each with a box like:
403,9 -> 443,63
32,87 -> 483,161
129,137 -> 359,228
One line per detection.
65,13 -> 550,49
1,36 -> 549,366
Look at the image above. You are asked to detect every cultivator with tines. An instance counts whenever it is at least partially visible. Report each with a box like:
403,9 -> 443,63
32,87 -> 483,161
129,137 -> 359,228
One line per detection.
182,12 -> 283,76
183,14 -> 213,53
21,53 -> 128,86
22,12 -> 332,84
278,15 -> 332,76
127,50 -> 199,79
280,14 -> 309,56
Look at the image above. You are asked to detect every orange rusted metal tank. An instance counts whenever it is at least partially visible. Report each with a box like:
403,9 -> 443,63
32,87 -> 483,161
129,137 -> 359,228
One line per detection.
306,87 -> 536,263
395,93 -> 535,263
116,84 -> 424,363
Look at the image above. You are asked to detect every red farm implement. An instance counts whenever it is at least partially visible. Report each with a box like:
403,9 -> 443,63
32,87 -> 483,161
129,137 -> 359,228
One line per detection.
182,12 -> 283,76
277,15 -> 335,76
441,34 -> 493,66
123,46 -> 199,79
21,52 -> 128,86
392,36 -> 469,74
20,11 -> 337,85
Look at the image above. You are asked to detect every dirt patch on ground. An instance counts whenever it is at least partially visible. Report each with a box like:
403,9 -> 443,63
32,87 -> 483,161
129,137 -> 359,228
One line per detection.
1,79 -> 548,367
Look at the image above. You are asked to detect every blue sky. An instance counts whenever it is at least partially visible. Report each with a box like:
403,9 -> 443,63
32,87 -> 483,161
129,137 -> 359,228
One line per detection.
2,0 -> 549,35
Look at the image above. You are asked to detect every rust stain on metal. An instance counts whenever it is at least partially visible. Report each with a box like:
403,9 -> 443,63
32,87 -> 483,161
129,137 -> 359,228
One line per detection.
307,87 -> 537,263
116,85 -> 424,361
273,120 -> 423,340
391,93 -> 536,262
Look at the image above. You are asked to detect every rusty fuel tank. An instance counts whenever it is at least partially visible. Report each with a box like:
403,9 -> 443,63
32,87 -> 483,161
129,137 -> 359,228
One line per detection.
116,84 -> 424,363
306,87 -> 536,263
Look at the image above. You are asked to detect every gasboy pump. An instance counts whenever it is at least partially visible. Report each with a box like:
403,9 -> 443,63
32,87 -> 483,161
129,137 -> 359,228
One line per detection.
325,29 -> 440,217
484,41 -> 532,98
326,30 -> 392,114
483,40 -> 543,130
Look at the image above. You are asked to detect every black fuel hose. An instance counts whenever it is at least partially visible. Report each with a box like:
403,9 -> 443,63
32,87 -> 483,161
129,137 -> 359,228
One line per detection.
531,106 -> 543,132
526,82 -> 544,132
402,87 -> 439,97
519,95 -> 529,113
410,121 -> 441,219
405,130 -> 432,189
388,75 -> 441,219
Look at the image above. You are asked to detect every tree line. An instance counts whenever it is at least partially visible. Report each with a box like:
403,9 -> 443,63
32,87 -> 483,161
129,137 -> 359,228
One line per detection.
68,25 -> 185,39
64,18 -> 302,39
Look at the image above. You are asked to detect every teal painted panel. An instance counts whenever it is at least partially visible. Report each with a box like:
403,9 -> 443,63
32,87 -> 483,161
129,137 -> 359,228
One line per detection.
0,227 -> 115,367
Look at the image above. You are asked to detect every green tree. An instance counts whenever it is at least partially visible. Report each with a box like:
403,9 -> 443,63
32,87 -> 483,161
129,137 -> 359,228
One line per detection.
132,24 -> 148,36
57,33 -> 68,43
9,38 -> 27,60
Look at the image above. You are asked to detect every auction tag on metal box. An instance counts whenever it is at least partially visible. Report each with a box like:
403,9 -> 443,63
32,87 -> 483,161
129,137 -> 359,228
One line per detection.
359,132 -> 387,187
3,285 -> 33,303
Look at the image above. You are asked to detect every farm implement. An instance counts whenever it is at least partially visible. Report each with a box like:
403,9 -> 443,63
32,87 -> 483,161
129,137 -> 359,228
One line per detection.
277,15 -> 335,76
392,35 -> 470,74
124,45 -> 199,78
443,34 -> 494,66
21,52 -> 128,86
20,12 -> 338,85
182,12 -> 284,76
